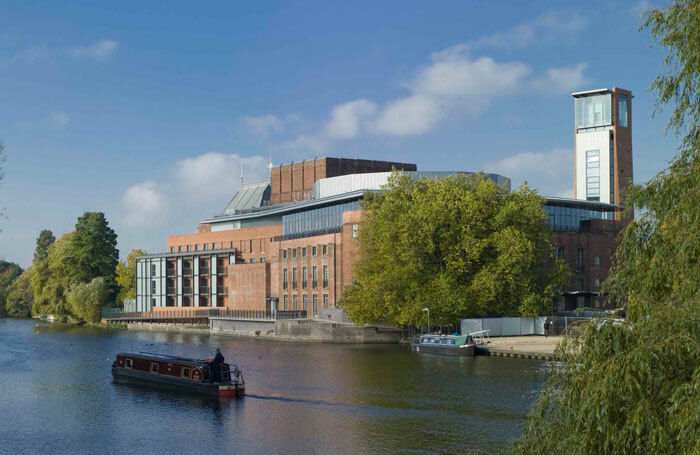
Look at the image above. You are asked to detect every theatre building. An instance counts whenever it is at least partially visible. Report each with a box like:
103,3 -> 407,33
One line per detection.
134,87 -> 633,315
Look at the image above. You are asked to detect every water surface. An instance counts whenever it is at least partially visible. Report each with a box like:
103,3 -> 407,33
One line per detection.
0,319 -> 548,454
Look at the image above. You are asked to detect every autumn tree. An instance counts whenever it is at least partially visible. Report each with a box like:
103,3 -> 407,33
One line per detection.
115,249 -> 146,306
341,173 -> 568,326
5,269 -> 34,318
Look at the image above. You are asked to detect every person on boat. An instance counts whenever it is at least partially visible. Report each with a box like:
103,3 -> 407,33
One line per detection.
207,348 -> 225,383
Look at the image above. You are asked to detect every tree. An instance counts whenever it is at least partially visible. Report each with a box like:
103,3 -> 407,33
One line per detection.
66,277 -> 110,323
5,269 -> 34,318
31,232 -> 75,318
68,212 -> 119,300
115,249 -> 146,306
341,173 -> 568,326
513,2 -> 700,454
34,230 -> 56,262
0,260 -> 22,316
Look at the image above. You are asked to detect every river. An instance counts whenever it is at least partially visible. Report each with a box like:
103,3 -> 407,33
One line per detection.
0,319 -> 549,454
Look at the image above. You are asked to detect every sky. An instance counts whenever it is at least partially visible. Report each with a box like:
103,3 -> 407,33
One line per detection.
0,0 -> 678,268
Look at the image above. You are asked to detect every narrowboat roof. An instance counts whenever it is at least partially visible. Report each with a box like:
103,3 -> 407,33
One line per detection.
117,352 -> 209,367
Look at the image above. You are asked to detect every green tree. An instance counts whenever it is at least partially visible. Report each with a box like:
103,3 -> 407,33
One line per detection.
68,212 -> 119,300
513,2 -> 700,454
5,269 -> 34,318
115,249 -> 146,306
0,260 -> 22,316
341,173 -> 568,326
31,232 -> 75,318
66,277 -> 110,323
34,229 -> 56,262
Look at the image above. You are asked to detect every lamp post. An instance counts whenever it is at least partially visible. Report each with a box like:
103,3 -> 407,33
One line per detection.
422,307 -> 430,334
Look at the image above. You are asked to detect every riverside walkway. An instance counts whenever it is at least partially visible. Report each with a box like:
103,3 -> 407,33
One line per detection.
477,335 -> 561,360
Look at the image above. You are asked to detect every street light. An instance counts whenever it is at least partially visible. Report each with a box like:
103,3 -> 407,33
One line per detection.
422,308 -> 430,334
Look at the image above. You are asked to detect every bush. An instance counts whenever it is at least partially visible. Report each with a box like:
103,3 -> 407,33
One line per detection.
66,277 -> 110,323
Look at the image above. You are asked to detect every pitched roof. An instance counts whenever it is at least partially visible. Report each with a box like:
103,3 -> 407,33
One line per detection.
219,180 -> 271,216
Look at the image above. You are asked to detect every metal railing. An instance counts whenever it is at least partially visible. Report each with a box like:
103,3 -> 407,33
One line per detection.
200,267 -> 210,275
101,307 -> 307,321
166,286 -> 177,294
200,286 -> 210,294
270,226 -> 342,243
182,267 -> 192,275
166,268 -> 176,277
183,286 -> 193,294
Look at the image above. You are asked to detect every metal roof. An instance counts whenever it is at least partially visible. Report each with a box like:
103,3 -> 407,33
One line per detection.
544,197 -> 622,210
219,180 -> 271,216
571,88 -> 611,98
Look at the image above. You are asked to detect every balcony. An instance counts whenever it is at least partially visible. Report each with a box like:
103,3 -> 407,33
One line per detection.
200,286 -> 210,294
183,286 -> 193,294
166,286 -> 176,295
217,286 -> 228,294
217,265 -> 228,275
166,268 -> 176,277
200,266 -> 210,275
182,267 -> 192,275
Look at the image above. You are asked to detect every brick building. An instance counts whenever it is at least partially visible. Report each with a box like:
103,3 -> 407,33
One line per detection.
134,87 -> 633,315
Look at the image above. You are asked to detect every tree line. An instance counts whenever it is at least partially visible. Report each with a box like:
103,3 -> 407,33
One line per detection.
0,212 -> 143,323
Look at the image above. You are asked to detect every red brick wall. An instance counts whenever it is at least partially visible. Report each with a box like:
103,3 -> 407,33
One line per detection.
225,263 -> 269,310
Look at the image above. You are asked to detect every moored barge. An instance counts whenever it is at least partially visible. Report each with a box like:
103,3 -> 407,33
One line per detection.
411,334 -> 477,356
111,352 -> 245,397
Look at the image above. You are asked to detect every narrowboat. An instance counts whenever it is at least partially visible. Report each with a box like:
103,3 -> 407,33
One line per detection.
111,352 -> 245,397
411,334 -> 477,356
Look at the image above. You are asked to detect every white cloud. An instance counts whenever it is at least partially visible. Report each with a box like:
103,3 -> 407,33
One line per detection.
239,114 -> 302,138
374,95 -> 442,136
123,181 -> 165,228
484,148 -> 573,197
466,11 -> 587,50
46,111 -> 69,130
69,40 -> 118,59
531,63 -> 590,94
174,152 -> 269,201
324,99 -> 377,139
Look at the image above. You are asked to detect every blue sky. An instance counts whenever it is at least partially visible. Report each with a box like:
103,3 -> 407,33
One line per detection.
0,0 -> 677,268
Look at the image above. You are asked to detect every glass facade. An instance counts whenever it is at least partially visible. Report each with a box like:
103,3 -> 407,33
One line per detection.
618,95 -> 628,128
575,94 -> 612,129
544,202 -> 615,232
282,201 -> 360,238
586,150 -> 600,201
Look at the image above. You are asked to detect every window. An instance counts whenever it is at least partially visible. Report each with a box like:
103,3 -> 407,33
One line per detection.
302,267 -> 307,289
283,269 -> 288,290
151,280 -> 156,293
312,266 -> 318,288
293,268 -> 298,289
618,94 -> 628,128
293,295 -> 298,310
575,94 -> 612,129
594,256 -> 600,266
181,367 -> 191,379
293,248 -> 297,258
151,298 -> 156,308
586,150 -> 600,201
187,245 -> 191,252
178,246 -> 182,252
594,278 -> 601,288
323,245 -> 328,255
312,246 -> 317,256
170,246 -> 175,253
194,244 -> 199,251
556,247 -> 565,259
125,358 -> 133,369
283,250 -> 287,259
260,258 -> 266,263
352,225 -> 359,238
323,265 -> 328,288
577,279 -> 584,291
150,362 -> 159,373
323,294 -> 329,309
261,239 -> 266,253
303,295 -> 308,311
576,247 -> 584,272
250,258 -> 256,264
151,264 -> 156,276
212,243 -> 217,250
250,239 -> 253,253
203,243 -> 208,251
283,295 -> 288,310
302,247 -> 306,257
313,295 -> 318,315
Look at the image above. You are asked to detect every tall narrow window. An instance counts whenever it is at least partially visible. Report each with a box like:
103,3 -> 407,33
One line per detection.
313,295 -> 318,315
556,247 -> 565,259
249,239 -> 253,253
312,266 -> 318,289
302,267 -> 307,289
323,294 -> 329,309
576,247 -> 584,272
303,295 -> 308,311
586,150 -> 600,201
283,295 -> 288,310
323,265 -> 328,288
292,268 -> 297,289
283,269 -> 288,290
618,94 -> 628,128
293,295 -> 298,310
151,264 -> 156,276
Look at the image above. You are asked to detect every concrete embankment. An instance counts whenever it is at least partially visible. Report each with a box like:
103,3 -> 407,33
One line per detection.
476,335 -> 561,360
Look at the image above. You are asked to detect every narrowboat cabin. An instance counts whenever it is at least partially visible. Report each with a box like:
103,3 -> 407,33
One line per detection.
411,334 -> 477,356
111,352 -> 245,397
